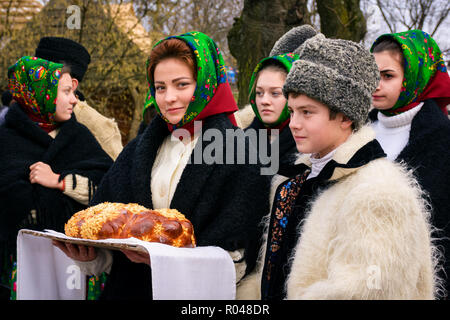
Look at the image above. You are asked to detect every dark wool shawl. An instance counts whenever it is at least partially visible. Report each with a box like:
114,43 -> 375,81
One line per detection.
369,99 -> 450,299
0,103 -> 113,251
246,117 -> 298,167
91,113 -> 271,300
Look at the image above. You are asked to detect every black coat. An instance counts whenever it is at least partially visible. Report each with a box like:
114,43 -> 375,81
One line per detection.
0,103 -> 113,252
245,117 -> 298,167
369,99 -> 450,298
91,113 -> 271,299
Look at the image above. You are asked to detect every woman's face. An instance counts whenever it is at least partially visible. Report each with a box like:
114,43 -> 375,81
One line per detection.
255,69 -> 287,124
55,73 -> 77,122
154,57 -> 196,125
372,51 -> 404,110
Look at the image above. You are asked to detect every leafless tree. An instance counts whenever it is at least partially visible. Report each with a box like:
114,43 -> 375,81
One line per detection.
365,0 -> 450,63
139,0 -> 243,67
373,0 -> 450,37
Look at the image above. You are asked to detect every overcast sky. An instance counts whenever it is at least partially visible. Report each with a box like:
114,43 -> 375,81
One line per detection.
306,0 -> 450,66
363,1 -> 450,57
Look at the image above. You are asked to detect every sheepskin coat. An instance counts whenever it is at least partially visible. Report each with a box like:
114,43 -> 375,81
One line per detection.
74,100 -> 123,160
369,99 -> 450,298
234,104 -> 255,130
236,125 -> 437,300
90,113 -> 271,299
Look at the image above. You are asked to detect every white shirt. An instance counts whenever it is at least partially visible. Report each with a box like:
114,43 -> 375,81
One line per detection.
151,132 -> 199,209
371,103 -> 423,161
307,149 -> 337,180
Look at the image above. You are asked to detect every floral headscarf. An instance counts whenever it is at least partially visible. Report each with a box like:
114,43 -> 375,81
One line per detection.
248,53 -> 299,127
371,30 -> 450,116
143,31 -> 237,131
8,56 -> 63,132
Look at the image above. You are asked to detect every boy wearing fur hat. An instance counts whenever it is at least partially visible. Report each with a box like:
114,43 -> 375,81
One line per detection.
237,33 -> 439,300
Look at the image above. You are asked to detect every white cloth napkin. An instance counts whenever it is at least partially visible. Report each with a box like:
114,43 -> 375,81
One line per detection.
142,241 -> 236,299
17,230 -> 87,300
16,229 -> 236,300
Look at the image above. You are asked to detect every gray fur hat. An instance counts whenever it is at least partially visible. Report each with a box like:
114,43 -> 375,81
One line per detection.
270,24 -> 318,56
283,34 -> 380,130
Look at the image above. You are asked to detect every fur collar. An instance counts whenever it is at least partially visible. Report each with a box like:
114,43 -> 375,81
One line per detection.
293,125 -> 385,181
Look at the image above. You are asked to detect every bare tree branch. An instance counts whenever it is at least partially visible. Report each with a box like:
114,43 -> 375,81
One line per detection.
376,0 -> 395,33
430,4 -> 450,37
373,0 -> 450,40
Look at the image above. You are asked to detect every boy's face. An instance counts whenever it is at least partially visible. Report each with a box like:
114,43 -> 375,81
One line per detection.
372,51 -> 404,110
288,94 -> 352,158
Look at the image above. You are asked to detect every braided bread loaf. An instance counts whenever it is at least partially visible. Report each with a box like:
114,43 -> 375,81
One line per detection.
64,202 -> 196,248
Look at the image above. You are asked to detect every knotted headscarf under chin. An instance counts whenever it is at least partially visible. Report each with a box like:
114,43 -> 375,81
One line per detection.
8,56 -> 63,132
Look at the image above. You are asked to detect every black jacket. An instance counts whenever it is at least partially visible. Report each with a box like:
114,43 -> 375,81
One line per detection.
369,99 -> 450,298
91,113 -> 271,299
0,103 -> 113,258
245,117 -> 298,167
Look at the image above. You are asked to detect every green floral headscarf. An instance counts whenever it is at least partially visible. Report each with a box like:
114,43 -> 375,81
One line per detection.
8,56 -> 63,131
143,31 -> 234,129
371,30 -> 449,116
248,53 -> 299,127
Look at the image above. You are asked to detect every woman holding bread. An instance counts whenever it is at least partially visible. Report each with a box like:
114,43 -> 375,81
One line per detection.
0,56 -> 113,299
55,32 -> 270,299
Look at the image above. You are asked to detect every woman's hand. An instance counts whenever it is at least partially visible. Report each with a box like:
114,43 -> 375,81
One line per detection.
121,249 -> 151,266
52,240 -> 97,262
29,161 -> 63,189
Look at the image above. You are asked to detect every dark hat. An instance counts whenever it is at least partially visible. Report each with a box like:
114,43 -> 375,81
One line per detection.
35,37 -> 91,82
270,24 -> 318,56
1,90 -> 12,106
